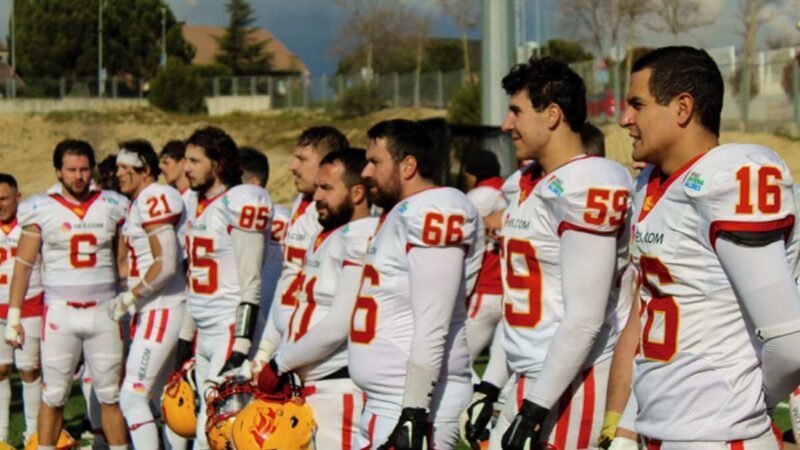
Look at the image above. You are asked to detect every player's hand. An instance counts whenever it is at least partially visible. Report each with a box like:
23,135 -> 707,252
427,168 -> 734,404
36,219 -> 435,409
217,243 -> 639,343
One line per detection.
108,291 -> 136,322
174,338 -> 194,371
4,323 -> 24,349
377,407 -> 428,450
256,359 -> 284,394
219,351 -> 248,375
501,399 -> 549,450
460,381 -> 500,448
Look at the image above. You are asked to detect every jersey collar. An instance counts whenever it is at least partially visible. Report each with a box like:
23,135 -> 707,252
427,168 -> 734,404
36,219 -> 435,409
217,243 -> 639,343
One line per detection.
49,191 -> 101,220
196,191 -> 226,218
312,226 -> 340,252
638,151 -> 709,222
475,176 -> 505,190
291,196 -> 313,225
0,217 -> 17,235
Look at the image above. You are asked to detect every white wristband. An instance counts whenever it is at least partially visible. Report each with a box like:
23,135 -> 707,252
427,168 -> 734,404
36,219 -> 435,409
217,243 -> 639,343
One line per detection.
7,307 -> 21,326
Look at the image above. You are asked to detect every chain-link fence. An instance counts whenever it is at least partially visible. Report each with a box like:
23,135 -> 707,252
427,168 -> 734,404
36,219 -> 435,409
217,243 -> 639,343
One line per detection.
2,50 -> 799,129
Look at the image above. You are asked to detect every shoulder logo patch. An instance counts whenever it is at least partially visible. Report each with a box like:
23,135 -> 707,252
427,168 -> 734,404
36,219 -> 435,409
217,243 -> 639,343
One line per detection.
546,175 -> 564,197
398,202 -> 409,213
684,171 -> 704,191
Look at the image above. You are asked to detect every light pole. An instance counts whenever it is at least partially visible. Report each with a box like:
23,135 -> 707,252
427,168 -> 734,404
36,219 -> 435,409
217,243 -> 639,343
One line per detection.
98,0 -> 105,97
161,4 -> 167,67
10,0 -> 15,98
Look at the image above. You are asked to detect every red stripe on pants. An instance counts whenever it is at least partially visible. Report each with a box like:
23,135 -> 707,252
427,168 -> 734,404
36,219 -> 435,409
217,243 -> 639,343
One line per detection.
516,376 -> 526,409
144,310 -> 156,341
729,441 -> 744,450
361,413 -> 377,450
225,324 -> 235,359
646,440 -> 662,450
41,306 -> 48,342
342,394 -> 354,450
156,309 -> 169,343
130,313 -> 139,339
470,294 -> 483,319
576,368 -> 596,448
554,382 -> 573,449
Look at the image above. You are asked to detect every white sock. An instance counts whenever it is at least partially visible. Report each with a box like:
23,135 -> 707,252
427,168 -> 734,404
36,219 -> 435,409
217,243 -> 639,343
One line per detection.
0,378 -> 9,442
22,378 -> 42,439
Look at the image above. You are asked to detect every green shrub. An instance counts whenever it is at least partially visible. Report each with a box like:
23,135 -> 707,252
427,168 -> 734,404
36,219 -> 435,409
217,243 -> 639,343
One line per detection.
148,58 -> 206,114
447,82 -> 480,125
329,82 -> 387,119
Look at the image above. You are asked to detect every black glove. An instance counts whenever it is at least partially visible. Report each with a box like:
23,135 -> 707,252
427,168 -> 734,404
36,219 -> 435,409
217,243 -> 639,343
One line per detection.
218,351 -> 248,375
501,399 -> 549,450
598,436 -> 613,449
462,381 -> 500,447
377,407 -> 428,450
174,338 -> 194,371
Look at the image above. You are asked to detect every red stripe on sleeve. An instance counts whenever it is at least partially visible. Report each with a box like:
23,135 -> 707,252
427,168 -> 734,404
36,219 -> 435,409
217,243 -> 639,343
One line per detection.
709,216 -> 795,250
141,213 -> 182,228
516,376 -> 525,410
342,260 -> 362,268
557,221 -> 619,237
342,393 -> 354,450
576,367 -> 595,448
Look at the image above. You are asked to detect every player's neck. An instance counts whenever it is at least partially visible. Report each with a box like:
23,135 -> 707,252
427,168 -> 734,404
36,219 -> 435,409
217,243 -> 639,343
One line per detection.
400,177 -> 436,201
538,133 -> 585,175
61,186 -> 93,203
174,176 -> 190,193
201,180 -> 227,199
658,131 -> 719,177
132,179 -> 155,199
351,202 -> 370,222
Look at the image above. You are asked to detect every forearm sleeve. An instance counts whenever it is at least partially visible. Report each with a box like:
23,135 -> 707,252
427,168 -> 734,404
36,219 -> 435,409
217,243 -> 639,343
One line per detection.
716,237 -> 800,408
527,230 -> 616,408
178,311 -> 196,341
135,225 -> 178,299
255,300 -> 282,363
275,264 -> 362,374
402,246 -> 465,409
231,228 -> 266,306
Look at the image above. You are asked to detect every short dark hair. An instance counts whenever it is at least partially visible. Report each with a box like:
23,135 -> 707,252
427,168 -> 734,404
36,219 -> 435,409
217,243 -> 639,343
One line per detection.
53,139 -> 96,170
97,155 -> 120,192
119,139 -> 160,178
580,123 -> 605,157
319,148 -> 367,188
186,126 -> 242,187
632,46 -> 723,136
502,57 -> 587,132
239,146 -> 269,187
0,173 -> 18,190
464,150 -> 501,183
160,140 -> 186,161
367,119 -> 435,180
297,126 -> 349,157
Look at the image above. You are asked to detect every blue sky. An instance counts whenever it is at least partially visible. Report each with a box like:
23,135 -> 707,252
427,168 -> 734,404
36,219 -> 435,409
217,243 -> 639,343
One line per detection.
0,0 -> 798,76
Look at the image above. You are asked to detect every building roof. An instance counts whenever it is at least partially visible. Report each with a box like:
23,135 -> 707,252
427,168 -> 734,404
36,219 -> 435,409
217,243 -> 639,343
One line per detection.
182,24 -> 308,75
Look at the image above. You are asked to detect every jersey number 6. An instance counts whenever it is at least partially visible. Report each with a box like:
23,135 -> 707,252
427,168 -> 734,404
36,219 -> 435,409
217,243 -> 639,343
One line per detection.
422,213 -> 464,245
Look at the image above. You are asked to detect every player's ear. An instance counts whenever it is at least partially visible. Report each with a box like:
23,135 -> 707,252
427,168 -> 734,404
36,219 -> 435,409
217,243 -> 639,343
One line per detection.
400,155 -> 417,181
546,103 -> 562,130
350,183 -> 366,205
674,92 -> 695,128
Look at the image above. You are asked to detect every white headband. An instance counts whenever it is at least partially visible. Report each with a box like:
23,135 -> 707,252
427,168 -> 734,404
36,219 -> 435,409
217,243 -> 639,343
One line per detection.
116,148 -> 144,168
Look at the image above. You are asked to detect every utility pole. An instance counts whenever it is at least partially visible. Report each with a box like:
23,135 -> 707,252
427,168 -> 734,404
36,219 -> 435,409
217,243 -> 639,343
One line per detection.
161,4 -> 167,67
10,0 -> 16,98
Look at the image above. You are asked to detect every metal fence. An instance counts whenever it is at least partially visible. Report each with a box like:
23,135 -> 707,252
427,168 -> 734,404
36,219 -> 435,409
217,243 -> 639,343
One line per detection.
2,50 -> 799,129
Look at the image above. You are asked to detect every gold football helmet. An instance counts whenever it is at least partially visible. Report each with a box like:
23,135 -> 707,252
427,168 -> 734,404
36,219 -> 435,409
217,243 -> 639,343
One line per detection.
24,430 -> 79,450
161,359 -> 199,438
231,395 -> 316,450
205,375 -> 256,450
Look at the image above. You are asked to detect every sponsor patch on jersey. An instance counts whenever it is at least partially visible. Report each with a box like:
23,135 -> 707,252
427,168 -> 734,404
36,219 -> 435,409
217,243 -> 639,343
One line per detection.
342,224 -> 350,235
61,222 -> 73,232
133,382 -> 146,393
398,202 -> 409,213
546,175 -> 564,197
684,171 -> 704,191
104,196 -> 120,205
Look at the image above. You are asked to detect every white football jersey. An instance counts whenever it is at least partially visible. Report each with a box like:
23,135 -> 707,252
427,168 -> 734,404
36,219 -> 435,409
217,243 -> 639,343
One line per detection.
270,195 -> 321,339
185,184 -> 272,329
270,204 -> 291,247
261,203 -> 291,305
0,217 -> 43,310
121,183 -> 186,311
632,144 -> 798,441
500,156 -> 633,376
284,216 -> 378,381
17,190 -> 129,305
176,188 -> 192,260
348,187 -> 482,417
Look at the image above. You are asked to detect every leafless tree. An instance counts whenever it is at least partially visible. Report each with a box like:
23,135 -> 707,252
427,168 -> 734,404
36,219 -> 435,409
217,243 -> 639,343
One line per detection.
559,0 -> 651,61
647,0 -> 716,44
440,0 -> 479,81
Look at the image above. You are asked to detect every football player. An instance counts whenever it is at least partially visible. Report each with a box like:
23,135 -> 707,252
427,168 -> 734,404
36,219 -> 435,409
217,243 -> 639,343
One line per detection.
182,126 -> 271,449
615,46 -> 800,448
462,150 -> 507,371
160,140 -> 191,195
6,139 -> 130,450
112,140 -> 187,448
352,119 -> 482,450
256,148 -> 375,448
0,173 -> 42,443
463,57 -> 634,450
238,147 -> 284,352
259,127 -> 349,359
